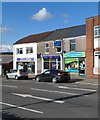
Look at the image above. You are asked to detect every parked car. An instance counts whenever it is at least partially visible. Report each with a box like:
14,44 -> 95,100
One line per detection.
35,69 -> 71,83
6,69 -> 28,80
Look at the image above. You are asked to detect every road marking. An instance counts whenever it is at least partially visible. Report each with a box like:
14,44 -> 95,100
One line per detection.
75,82 -> 98,86
0,85 -> 17,88
31,88 -> 78,95
57,86 -> 97,92
0,102 -> 43,114
12,93 -> 65,104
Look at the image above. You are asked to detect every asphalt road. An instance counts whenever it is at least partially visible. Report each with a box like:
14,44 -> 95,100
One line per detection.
1,77 -> 98,119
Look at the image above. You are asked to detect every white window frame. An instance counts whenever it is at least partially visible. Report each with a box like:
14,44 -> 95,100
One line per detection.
94,26 -> 100,38
45,43 -> 49,54
17,48 -> 23,54
70,39 -> 76,51
26,47 -> 33,54
54,40 -> 62,53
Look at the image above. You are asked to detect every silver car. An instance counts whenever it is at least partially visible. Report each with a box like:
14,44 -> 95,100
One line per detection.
6,69 -> 28,80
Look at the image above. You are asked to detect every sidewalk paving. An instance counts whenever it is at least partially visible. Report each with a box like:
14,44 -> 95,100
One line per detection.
71,75 -> 99,85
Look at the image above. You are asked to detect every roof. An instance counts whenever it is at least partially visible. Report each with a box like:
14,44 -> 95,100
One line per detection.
14,31 -> 53,45
42,24 -> 86,42
0,54 -> 13,64
14,24 -> 86,45
0,52 -> 13,55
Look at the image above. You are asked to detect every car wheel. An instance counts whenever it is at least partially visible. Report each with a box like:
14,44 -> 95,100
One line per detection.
36,77 -> 40,82
15,76 -> 19,80
6,75 -> 9,79
52,77 -> 57,83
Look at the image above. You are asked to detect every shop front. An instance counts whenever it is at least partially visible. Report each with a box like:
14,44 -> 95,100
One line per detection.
42,55 -> 61,72
16,57 -> 35,73
64,52 -> 86,76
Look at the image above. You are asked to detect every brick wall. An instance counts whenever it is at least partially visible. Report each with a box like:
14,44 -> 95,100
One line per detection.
86,16 -> 100,79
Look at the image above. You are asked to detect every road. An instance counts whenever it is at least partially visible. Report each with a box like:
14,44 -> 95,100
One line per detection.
1,77 -> 98,119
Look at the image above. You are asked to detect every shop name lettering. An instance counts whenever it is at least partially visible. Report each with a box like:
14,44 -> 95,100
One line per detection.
17,58 -> 34,61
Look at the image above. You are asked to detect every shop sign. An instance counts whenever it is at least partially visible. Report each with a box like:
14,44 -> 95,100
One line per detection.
64,52 -> 85,58
43,55 -> 60,59
17,58 -> 34,61
54,40 -> 61,48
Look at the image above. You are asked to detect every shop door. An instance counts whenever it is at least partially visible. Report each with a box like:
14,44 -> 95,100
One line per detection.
79,58 -> 85,76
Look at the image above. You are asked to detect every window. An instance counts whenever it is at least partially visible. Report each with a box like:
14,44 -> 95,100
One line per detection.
95,52 -> 100,59
54,40 -> 62,53
45,43 -> 49,54
17,48 -> 23,54
44,58 -> 49,69
94,26 -> 100,38
44,70 -> 50,74
57,47 -> 61,52
70,39 -> 76,51
26,47 -> 33,54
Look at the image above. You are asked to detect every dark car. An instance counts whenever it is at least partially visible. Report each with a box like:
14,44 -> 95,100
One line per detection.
35,69 -> 71,83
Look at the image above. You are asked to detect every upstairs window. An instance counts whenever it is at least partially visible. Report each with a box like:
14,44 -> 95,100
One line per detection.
26,47 -> 33,54
54,40 -> 62,53
17,48 -> 23,54
45,43 -> 49,54
57,47 -> 61,53
70,39 -> 76,51
94,26 -> 100,38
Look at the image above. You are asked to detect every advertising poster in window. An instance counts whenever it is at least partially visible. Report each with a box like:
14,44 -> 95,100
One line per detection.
65,58 -> 79,73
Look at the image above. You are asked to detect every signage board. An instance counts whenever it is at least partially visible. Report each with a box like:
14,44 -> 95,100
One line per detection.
64,52 -> 85,58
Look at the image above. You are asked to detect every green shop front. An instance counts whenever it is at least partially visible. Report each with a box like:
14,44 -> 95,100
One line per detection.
64,52 -> 86,76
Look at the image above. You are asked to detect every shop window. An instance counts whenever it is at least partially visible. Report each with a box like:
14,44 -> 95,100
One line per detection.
44,58 -> 49,69
45,43 -> 49,54
94,26 -> 100,38
17,48 -> 23,54
26,47 -> 33,54
70,39 -> 76,51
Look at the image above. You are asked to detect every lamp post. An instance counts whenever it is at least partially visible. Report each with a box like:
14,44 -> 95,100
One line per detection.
60,39 -> 66,71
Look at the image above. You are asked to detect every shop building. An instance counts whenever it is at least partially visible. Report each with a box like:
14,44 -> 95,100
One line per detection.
0,52 -> 13,76
38,25 -> 86,74
13,31 -> 52,75
86,16 -> 100,79
64,52 -> 85,76
13,15 -> 100,79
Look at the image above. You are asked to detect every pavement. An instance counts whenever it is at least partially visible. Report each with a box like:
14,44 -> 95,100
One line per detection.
70,75 -> 99,85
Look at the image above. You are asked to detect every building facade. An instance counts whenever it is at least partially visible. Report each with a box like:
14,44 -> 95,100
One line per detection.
36,25 -> 86,75
63,36 -> 86,76
13,31 -> 52,76
13,15 -> 100,79
13,43 -> 37,75
86,16 -> 100,79
0,52 -> 13,76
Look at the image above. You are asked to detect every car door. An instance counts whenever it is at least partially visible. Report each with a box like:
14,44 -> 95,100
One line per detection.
41,70 -> 51,81
10,70 -> 17,78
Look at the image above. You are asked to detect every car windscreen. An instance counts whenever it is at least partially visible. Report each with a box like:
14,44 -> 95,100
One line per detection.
19,69 -> 27,72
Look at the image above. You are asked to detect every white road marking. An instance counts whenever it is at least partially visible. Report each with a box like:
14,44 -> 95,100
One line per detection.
31,88 -> 78,95
12,93 -> 65,104
1,85 -> 17,88
57,86 -> 97,92
0,102 -> 43,114
75,82 -> 98,86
